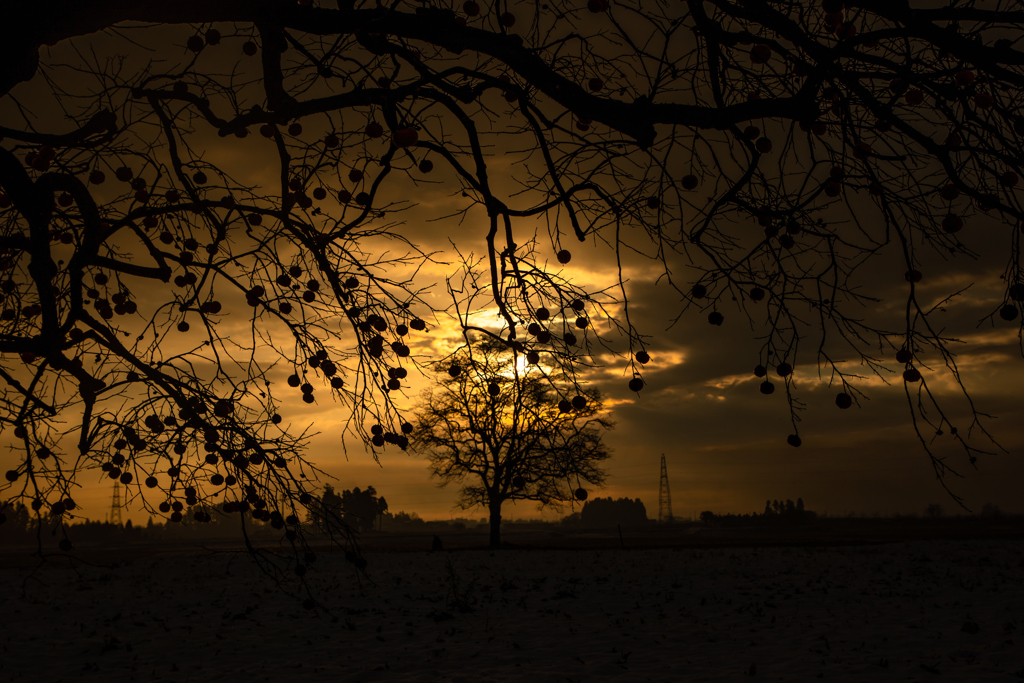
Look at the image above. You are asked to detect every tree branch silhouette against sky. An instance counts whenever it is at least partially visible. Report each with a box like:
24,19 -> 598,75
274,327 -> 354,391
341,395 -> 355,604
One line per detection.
2,0 -> 1024,542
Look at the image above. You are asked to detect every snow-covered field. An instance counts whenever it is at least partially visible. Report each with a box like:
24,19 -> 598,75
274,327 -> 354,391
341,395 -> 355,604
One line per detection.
1,540 -> 1022,682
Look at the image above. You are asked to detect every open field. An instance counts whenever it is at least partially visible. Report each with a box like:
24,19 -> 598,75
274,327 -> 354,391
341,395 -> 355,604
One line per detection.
1,528 -> 1022,682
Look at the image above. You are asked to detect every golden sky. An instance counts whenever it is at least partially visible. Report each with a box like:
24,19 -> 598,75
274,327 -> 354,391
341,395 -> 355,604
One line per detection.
2,5 -> 1023,526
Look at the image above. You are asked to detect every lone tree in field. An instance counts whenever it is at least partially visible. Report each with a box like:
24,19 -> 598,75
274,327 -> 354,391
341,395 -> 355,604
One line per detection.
413,338 -> 611,547
3,0 -> 1024,556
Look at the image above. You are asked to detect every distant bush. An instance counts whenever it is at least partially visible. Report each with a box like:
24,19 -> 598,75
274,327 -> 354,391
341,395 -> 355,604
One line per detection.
577,497 -> 648,527
980,503 -> 1002,518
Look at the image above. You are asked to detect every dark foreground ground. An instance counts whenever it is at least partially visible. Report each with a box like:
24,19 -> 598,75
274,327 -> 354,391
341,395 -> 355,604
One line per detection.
1,536 -> 1021,682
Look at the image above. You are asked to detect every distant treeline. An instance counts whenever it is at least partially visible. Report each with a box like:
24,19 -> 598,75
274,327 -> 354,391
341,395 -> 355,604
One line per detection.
3,495 -> 1016,547
0,500 -> 277,546
698,498 -> 816,527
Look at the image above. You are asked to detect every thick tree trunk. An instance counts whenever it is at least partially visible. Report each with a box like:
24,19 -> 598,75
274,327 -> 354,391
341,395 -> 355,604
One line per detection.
488,501 -> 502,548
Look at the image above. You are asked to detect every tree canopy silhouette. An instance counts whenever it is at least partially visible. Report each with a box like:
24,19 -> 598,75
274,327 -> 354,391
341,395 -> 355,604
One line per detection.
2,0 -> 1023,553
413,338 -> 611,546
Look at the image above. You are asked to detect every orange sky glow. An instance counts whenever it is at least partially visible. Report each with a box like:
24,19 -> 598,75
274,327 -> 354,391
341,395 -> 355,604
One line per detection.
2,7 -> 1024,528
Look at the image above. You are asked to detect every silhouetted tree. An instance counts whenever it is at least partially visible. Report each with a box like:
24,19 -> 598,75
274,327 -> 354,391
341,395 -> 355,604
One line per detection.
579,497 -> 647,527
413,337 -> 611,547
341,485 -> 382,533
0,501 -> 29,542
308,484 -> 343,533
375,495 -> 388,531
3,0 -> 1023,558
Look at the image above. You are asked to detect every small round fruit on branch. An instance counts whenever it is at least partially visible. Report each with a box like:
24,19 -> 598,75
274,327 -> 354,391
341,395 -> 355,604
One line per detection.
904,88 -> 924,106
628,377 -> 644,392
941,214 -> 963,233
750,44 -> 772,65
835,392 -> 853,409
393,127 -> 418,147
786,434 -> 802,448
707,311 -> 724,326
574,487 -> 588,501
954,69 -> 975,87
1000,304 -> 1019,321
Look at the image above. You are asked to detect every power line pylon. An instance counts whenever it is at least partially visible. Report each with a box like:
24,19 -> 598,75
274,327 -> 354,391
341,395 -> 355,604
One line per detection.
109,480 -> 123,526
658,454 -> 673,523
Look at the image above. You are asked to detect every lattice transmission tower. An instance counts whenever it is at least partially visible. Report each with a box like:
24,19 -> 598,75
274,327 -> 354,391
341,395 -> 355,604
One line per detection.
658,454 -> 673,523
109,480 -> 123,526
